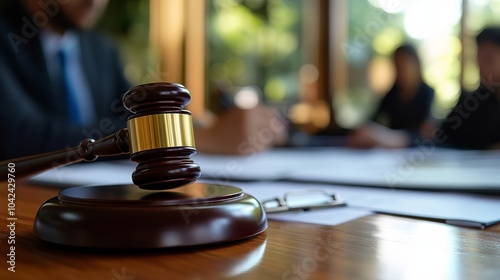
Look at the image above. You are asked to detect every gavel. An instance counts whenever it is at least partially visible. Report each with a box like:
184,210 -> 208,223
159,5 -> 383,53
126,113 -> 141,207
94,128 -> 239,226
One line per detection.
0,82 -> 201,190
0,82 -> 267,249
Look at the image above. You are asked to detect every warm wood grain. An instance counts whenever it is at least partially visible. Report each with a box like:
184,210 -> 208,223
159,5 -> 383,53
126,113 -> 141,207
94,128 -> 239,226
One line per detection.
488,222 -> 500,233
1,181 -> 500,280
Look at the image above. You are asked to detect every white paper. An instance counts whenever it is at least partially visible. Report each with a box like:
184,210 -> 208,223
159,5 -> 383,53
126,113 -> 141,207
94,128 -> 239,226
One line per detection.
236,181 -> 500,228
265,207 -> 371,226
196,148 -> 500,191
29,160 -> 134,187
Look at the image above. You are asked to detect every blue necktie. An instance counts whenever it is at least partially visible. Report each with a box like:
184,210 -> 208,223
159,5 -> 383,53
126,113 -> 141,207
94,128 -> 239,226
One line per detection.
58,48 -> 82,125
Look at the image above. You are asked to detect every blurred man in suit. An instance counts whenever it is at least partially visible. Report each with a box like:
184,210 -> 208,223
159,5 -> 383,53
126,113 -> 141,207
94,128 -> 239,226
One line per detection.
440,27 -> 500,149
0,0 -> 286,160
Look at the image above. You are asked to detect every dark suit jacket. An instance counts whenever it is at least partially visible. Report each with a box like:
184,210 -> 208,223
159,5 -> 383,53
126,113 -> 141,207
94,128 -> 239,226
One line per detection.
440,86 -> 500,149
373,82 -> 435,131
0,2 -> 131,160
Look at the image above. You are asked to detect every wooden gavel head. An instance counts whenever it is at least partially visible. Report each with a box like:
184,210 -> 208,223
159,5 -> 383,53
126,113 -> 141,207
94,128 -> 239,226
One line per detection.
122,82 -> 201,190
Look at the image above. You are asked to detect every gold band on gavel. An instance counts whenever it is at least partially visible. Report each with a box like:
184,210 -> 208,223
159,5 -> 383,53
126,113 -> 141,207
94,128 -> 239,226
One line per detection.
127,113 -> 195,153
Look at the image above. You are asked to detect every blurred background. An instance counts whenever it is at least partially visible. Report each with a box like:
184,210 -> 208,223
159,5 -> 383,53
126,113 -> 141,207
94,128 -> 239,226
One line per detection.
97,0 -> 500,136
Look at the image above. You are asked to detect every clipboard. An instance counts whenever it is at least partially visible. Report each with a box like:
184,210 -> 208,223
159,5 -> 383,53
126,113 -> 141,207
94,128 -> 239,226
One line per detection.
261,189 -> 347,213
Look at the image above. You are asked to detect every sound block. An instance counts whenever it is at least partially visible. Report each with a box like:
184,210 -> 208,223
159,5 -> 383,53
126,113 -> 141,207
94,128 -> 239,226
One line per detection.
33,183 -> 267,249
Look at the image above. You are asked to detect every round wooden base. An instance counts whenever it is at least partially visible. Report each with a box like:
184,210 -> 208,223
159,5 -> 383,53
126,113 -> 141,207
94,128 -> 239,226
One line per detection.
33,183 -> 267,249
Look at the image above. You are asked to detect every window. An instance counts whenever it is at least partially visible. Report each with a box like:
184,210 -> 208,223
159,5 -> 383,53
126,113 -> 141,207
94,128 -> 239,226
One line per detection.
206,0 -> 305,119
337,0 -> 462,128
105,0 -> 499,135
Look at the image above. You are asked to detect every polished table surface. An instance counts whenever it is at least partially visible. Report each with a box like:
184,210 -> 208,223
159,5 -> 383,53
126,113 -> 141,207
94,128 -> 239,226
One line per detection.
1,180 -> 500,280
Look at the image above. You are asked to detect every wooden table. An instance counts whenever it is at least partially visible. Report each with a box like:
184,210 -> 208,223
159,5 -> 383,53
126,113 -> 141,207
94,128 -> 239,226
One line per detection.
1,180 -> 500,280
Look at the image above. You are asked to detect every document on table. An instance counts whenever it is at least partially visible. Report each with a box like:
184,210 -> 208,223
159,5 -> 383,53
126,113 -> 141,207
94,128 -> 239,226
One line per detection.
195,148 -> 500,192
29,160 -> 134,187
237,181 -> 500,228
262,207 -> 371,227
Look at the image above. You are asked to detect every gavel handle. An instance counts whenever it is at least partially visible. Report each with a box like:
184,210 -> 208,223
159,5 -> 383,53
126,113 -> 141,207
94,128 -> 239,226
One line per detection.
0,128 -> 130,179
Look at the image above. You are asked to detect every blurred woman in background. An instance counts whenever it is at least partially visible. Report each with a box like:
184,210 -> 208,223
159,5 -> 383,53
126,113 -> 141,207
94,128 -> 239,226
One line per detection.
348,44 -> 435,148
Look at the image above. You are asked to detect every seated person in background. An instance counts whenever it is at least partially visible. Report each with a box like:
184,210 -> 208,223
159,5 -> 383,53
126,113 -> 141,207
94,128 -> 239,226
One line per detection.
0,0 -> 286,160
440,27 -> 500,149
348,44 -> 435,148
